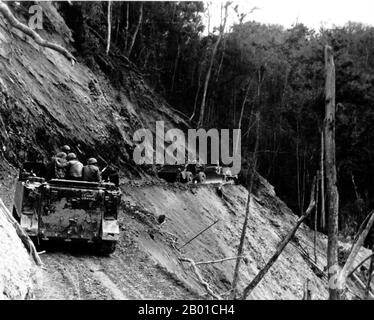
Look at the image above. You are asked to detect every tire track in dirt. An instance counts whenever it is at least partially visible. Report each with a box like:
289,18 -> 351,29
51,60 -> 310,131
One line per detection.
83,259 -> 127,300
35,252 -> 124,300
34,226 -> 198,300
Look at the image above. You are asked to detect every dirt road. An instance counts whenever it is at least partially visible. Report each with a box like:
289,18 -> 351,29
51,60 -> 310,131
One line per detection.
33,211 -> 199,300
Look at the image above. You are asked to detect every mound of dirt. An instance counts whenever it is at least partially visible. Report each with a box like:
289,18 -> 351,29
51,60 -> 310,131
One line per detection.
0,200 -> 36,299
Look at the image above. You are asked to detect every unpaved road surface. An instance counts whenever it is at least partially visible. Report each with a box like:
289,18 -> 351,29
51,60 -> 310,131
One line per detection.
33,215 -> 198,300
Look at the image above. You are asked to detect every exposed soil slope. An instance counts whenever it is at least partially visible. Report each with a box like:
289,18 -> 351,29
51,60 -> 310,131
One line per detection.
0,3 -> 188,175
1,3 -> 373,301
120,180 -> 330,300
0,199 -> 35,300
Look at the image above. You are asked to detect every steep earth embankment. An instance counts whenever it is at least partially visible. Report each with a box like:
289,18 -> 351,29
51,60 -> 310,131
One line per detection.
0,3 -> 372,300
0,2 -> 188,175
0,201 -> 36,299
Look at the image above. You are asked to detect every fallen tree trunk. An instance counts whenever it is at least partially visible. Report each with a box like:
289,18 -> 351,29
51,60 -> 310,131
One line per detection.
241,177 -> 316,300
0,199 -> 42,266
337,210 -> 374,296
0,1 -> 76,64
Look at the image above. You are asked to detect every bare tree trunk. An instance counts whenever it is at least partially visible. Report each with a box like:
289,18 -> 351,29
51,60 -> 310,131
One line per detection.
206,1 -> 211,34
171,43 -> 181,91
106,1 -> 112,55
234,78 -> 252,155
115,15 -> 120,44
296,119 -> 301,213
190,62 -> 203,121
0,1 -> 76,63
230,112 -> 260,299
233,88 -> 237,124
241,177 -> 316,300
320,130 -> 326,230
314,171 -> 320,263
324,45 -> 340,300
351,173 -> 361,202
124,1 -> 129,50
127,2 -> 143,58
197,2 -> 229,127
215,37 -> 226,82
301,148 -> 307,213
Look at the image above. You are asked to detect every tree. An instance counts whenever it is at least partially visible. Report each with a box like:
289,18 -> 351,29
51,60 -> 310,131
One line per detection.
230,112 -> 260,299
126,2 -> 143,58
324,45 -> 340,300
106,1 -> 112,55
197,1 -> 230,127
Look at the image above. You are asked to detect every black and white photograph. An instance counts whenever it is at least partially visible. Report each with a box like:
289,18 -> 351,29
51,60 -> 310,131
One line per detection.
0,0 -> 374,307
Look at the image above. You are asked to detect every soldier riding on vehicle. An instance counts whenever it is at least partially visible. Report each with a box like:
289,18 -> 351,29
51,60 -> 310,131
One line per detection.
13,147 -> 121,254
83,158 -> 101,182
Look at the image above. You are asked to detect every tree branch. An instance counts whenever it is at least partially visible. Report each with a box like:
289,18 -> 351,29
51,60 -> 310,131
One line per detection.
337,210 -> 374,294
0,1 -> 76,64
180,257 -> 222,299
241,176 -> 316,300
348,253 -> 374,279
196,256 -> 245,266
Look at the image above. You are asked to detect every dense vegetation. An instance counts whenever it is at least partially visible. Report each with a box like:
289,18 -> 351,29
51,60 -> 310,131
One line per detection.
43,2 -> 374,239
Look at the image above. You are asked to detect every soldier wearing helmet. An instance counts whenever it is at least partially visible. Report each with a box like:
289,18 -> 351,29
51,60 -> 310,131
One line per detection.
61,145 -> 71,154
82,158 -> 101,182
47,151 -> 68,179
66,153 -> 83,180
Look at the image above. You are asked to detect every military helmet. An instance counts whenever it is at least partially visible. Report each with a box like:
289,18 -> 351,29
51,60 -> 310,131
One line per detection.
56,152 -> 67,159
61,145 -> 71,153
87,158 -> 98,165
67,152 -> 77,160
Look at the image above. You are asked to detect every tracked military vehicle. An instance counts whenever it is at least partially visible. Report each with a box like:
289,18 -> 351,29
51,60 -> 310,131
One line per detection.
12,162 -> 121,254
157,163 -> 206,184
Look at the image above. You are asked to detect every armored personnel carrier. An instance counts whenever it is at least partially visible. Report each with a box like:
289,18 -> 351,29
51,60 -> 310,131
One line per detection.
12,162 -> 121,254
157,163 -> 206,184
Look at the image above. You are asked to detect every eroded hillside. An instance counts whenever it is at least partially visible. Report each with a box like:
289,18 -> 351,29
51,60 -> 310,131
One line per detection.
0,2 -> 372,301
0,2 -> 188,176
